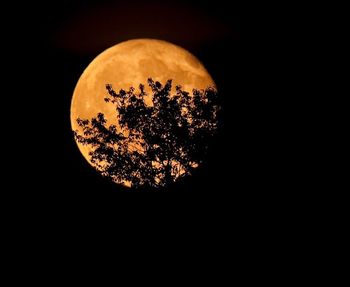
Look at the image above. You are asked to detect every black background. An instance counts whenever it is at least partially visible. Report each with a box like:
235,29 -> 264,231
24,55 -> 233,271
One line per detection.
1,2 -> 317,271
7,0 -> 249,215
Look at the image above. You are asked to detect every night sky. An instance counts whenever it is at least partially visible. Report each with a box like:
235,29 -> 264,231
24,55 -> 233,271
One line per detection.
2,2 -> 310,263
9,0 -> 245,212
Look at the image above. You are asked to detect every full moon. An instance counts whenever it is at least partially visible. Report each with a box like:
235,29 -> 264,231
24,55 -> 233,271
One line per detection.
71,39 -> 216,182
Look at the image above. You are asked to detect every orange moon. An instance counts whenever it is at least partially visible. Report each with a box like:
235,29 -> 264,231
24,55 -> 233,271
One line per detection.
70,39 -> 215,171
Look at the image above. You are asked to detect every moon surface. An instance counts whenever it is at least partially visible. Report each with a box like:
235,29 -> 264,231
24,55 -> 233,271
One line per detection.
70,39 -> 215,178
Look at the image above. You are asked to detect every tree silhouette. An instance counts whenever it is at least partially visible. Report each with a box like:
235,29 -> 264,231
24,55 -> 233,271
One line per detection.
74,78 -> 220,189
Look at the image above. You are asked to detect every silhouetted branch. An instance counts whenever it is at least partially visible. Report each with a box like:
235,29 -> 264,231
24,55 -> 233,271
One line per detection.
74,78 -> 219,189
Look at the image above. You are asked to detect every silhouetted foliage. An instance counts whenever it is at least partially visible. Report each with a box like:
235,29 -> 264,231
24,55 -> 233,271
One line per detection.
74,79 -> 219,189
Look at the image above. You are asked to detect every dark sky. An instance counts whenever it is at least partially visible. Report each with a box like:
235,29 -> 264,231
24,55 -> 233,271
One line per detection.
8,0 -> 245,211
2,2 -> 309,254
